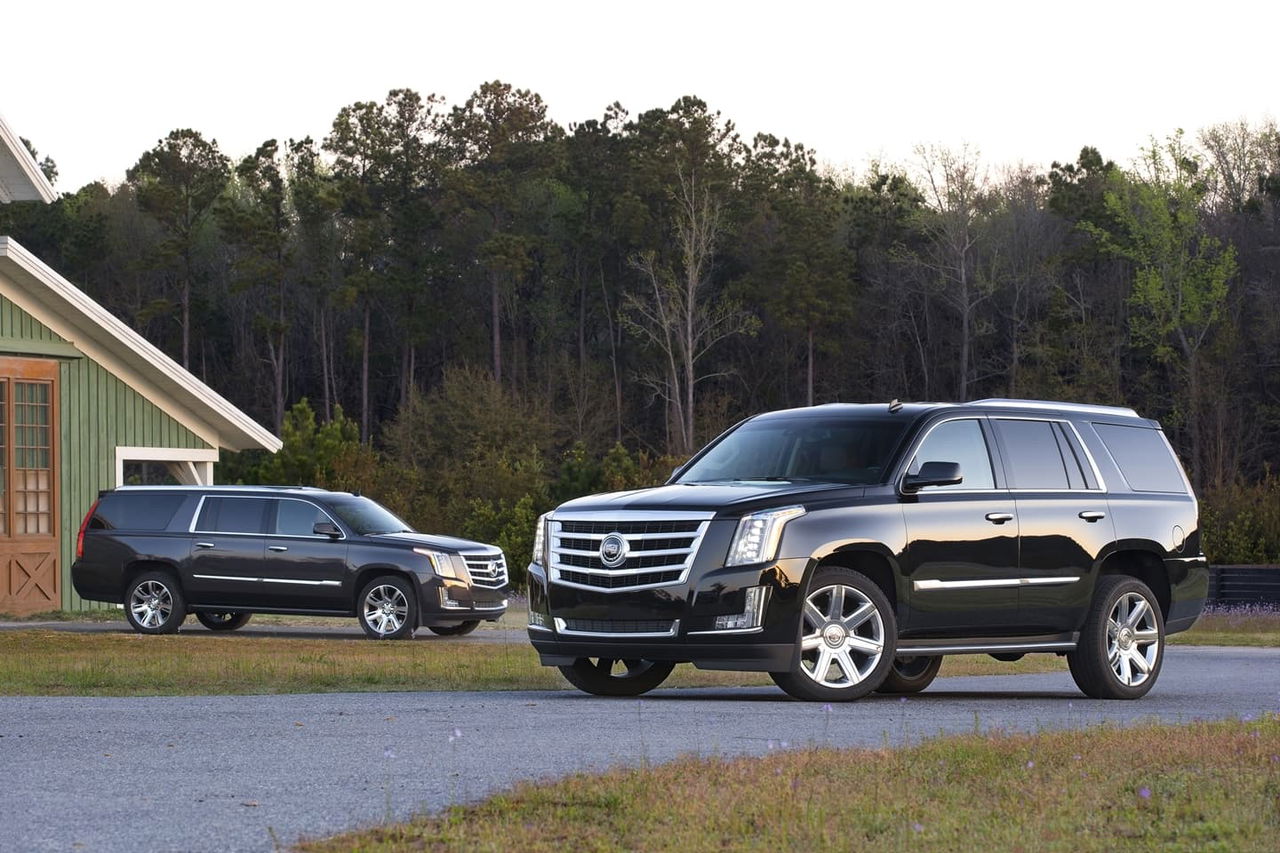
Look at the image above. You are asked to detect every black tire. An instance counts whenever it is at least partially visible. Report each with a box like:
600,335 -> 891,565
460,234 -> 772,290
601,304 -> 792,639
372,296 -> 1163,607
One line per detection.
558,658 -> 676,697
1068,575 -> 1165,700
357,575 -> 417,640
770,567 -> 896,701
876,655 -> 942,694
124,570 -> 187,635
427,621 -> 480,637
195,611 -> 252,632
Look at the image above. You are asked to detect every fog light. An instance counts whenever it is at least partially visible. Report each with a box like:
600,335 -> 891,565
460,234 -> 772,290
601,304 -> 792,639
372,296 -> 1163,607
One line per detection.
713,585 -> 768,631
528,609 -> 550,630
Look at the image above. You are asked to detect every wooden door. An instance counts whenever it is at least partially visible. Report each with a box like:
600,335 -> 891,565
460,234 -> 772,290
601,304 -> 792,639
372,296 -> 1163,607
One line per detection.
0,357 -> 58,616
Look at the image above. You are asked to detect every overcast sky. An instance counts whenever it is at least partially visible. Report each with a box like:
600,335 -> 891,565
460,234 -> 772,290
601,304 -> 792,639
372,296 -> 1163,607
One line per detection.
5,0 -> 1277,192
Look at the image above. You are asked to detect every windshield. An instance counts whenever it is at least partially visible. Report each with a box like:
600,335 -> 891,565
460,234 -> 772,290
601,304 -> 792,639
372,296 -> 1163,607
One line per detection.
676,417 -> 907,485
326,496 -> 414,535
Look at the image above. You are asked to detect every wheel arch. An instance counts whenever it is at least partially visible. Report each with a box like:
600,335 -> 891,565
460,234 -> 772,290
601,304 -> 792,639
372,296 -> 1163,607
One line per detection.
121,559 -> 183,596
1096,546 -> 1171,620
352,564 -> 421,615
806,544 -> 900,618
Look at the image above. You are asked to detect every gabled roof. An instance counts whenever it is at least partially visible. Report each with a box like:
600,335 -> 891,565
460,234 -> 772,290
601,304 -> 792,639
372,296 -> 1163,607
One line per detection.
0,237 -> 281,452
0,113 -> 56,203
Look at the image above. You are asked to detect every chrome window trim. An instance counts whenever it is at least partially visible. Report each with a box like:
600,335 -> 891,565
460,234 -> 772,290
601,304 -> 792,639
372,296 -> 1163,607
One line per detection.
188,495 -> 347,540
897,415 -> 1110,495
191,573 -> 342,587
991,416 -> 1109,493
913,575 -> 1081,591
896,416 -> 1004,495
553,617 -> 680,638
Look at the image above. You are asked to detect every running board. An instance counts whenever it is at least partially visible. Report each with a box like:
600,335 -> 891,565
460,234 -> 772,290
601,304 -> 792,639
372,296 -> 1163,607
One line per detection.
897,633 -> 1078,656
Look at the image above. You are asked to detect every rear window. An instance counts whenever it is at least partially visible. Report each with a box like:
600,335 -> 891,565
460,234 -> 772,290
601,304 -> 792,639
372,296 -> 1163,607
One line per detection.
1093,424 -> 1187,493
90,492 -> 186,531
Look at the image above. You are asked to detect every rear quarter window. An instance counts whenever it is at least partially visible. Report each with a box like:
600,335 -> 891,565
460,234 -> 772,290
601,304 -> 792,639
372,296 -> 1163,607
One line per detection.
1092,423 -> 1188,493
91,493 -> 187,531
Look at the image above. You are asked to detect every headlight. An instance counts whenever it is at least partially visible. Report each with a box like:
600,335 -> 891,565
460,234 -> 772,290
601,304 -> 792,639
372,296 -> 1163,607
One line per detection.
725,506 -> 806,566
413,548 -> 459,579
532,512 -> 551,566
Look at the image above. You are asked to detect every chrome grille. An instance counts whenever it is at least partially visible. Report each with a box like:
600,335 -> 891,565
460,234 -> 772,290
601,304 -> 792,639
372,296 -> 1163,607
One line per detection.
463,553 -> 508,588
549,511 -> 713,593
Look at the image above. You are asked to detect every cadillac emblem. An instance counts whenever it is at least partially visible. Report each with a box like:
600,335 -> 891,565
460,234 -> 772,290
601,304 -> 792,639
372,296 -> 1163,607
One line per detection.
599,533 -> 629,568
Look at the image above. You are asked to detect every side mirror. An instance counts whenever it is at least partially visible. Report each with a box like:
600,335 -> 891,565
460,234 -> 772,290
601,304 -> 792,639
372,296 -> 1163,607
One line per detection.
902,461 -> 963,493
313,521 -> 342,538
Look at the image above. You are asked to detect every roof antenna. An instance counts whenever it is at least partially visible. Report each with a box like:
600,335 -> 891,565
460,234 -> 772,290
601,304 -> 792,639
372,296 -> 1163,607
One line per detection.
888,399 -> 903,413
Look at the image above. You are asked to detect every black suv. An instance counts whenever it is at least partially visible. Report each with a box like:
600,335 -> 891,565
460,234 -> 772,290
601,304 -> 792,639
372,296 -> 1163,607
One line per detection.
72,487 -> 508,639
527,400 -> 1206,701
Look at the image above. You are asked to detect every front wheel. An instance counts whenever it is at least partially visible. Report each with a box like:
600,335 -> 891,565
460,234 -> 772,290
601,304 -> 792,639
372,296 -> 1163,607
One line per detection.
876,655 -> 942,694
357,575 -> 417,640
558,658 -> 676,697
428,621 -> 479,637
195,611 -> 252,632
770,567 -> 896,701
1068,575 -> 1164,700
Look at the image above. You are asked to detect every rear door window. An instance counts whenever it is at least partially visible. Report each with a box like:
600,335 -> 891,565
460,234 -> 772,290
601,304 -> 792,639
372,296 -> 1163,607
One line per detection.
1093,424 -> 1188,493
194,497 -> 270,534
909,418 -> 996,490
993,419 -> 1071,490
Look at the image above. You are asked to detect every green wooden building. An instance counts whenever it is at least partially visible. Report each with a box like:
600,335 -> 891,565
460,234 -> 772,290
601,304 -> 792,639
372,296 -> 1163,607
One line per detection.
0,113 -> 281,615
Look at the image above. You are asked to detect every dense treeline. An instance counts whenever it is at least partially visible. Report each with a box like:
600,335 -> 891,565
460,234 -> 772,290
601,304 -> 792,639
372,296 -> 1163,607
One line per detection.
6,84 -> 1280,568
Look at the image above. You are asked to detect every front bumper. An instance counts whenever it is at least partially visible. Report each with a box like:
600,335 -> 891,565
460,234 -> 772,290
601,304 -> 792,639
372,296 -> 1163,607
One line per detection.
417,566 -> 509,627
526,556 -> 809,671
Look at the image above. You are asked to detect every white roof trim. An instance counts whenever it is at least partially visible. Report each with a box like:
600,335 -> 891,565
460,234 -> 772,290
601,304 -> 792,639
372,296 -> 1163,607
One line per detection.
0,113 -> 56,204
0,237 -> 281,452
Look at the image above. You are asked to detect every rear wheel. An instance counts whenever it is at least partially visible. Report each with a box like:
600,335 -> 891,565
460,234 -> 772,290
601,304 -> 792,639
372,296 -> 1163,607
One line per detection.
1068,576 -> 1164,699
357,575 -> 417,640
427,621 -> 480,637
876,655 -> 942,694
558,658 -> 676,697
770,567 -> 895,701
124,571 -> 187,635
195,611 -> 252,632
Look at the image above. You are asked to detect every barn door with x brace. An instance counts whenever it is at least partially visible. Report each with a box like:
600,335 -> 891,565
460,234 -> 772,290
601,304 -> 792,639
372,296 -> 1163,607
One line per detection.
0,357 -> 58,616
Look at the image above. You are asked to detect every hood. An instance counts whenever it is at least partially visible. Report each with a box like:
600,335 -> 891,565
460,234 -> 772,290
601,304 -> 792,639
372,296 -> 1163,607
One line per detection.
369,531 -> 498,554
554,481 -> 863,514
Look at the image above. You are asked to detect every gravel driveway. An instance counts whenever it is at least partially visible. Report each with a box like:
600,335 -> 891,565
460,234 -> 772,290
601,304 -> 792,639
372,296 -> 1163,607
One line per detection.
1,645 -> 1276,852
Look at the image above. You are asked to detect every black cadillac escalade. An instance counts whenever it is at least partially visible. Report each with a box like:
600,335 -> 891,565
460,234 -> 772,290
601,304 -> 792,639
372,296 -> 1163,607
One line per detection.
72,487 -> 508,639
527,399 -> 1207,701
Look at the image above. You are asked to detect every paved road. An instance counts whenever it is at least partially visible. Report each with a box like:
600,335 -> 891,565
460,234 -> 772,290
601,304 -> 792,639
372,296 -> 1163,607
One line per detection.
1,645 -> 1276,852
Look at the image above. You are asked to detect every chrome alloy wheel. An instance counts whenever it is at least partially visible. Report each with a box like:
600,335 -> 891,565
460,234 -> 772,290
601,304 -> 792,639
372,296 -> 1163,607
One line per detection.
129,580 -> 174,630
798,582 -> 886,689
1107,591 -> 1160,687
363,584 -> 409,636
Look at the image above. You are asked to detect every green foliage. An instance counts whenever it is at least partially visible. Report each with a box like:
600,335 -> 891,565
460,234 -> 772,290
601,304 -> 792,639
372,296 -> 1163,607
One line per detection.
256,399 -> 361,486
1201,474 -> 1280,564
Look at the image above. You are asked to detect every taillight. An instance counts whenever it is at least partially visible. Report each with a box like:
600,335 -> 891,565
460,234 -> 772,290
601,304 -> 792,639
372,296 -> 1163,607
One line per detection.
76,500 -> 99,559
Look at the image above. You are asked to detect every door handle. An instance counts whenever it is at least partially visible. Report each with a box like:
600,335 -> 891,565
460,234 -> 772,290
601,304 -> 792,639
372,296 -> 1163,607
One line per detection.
985,512 -> 1014,524
195,542 -> 215,549
1079,511 -> 1106,522
268,545 -> 289,552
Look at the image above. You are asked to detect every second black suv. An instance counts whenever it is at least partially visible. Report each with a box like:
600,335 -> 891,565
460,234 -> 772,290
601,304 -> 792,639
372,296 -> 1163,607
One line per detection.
527,399 -> 1207,700
72,487 -> 509,639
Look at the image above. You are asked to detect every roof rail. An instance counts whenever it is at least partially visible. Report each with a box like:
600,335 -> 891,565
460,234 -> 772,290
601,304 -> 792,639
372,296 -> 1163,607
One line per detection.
968,398 -> 1140,418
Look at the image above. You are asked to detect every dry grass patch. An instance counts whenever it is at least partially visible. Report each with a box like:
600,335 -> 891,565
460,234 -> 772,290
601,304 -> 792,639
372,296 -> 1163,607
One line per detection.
299,715 -> 1280,852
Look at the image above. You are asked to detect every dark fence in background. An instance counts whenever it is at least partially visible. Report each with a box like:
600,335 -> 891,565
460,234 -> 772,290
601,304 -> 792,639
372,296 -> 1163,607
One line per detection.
1208,565 -> 1280,607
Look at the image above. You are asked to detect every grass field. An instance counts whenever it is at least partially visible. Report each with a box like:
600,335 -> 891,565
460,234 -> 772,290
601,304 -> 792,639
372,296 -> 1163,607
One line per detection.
297,715 -> 1280,852
0,603 -> 1272,697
